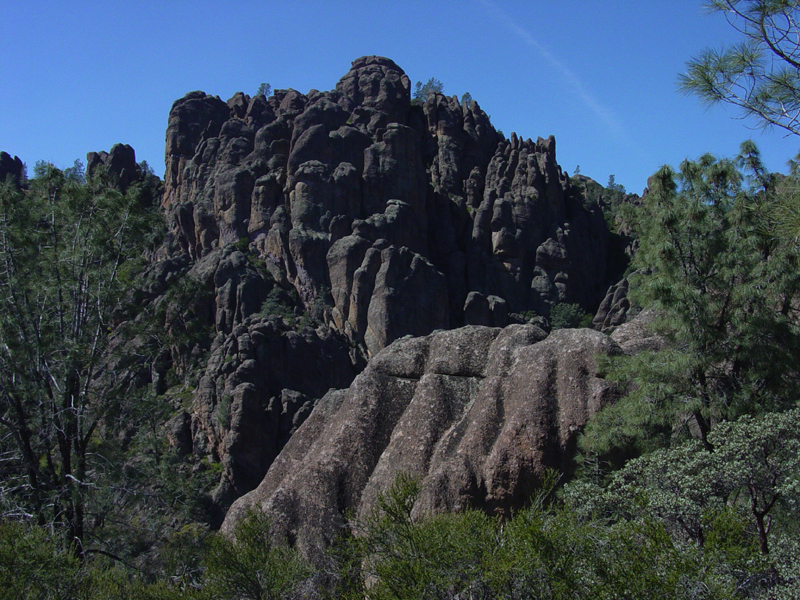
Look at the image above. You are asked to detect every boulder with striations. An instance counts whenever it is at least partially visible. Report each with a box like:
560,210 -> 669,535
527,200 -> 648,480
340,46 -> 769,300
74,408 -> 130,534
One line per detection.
222,324 -> 622,557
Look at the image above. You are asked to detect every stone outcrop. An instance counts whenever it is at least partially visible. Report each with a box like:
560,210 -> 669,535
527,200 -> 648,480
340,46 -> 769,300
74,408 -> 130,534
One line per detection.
222,324 -> 622,556
137,55 -> 635,519
148,246 -> 360,520
0,151 -> 24,188
610,307 -> 666,354
160,56 -> 622,358
593,277 -> 630,332
87,143 -> 141,191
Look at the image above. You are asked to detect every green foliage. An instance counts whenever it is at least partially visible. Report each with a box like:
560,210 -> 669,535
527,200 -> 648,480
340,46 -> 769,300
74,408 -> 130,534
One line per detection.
709,409 -> 800,555
216,393 -> 232,429
572,408 -> 800,560
569,172 -> 629,232
234,237 -> 251,253
583,143 -> 800,455
258,286 -> 294,321
549,303 -> 590,329
0,520 -> 81,600
680,0 -> 800,137
256,83 -> 271,98
606,173 -> 625,194
0,162 -> 165,553
337,471 -> 776,599
202,510 -> 311,600
0,520 -> 207,600
413,77 -> 444,100
64,158 -> 85,183
309,285 -> 331,323
358,473 -> 499,599
460,91 -> 473,106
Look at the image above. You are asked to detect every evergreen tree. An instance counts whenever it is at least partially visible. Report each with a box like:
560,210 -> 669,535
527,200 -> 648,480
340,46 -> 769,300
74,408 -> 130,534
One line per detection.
256,82 -> 271,97
680,0 -> 800,136
582,142 -> 800,455
413,77 -> 444,100
0,163 -> 163,556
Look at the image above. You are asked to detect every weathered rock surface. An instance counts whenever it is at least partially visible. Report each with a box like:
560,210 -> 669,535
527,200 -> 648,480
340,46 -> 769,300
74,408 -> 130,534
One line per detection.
593,277 -> 630,332
87,143 -> 141,191
146,246 -> 360,519
160,56 -> 623,358
222,324 -> 622,556
134,55 -> 633,519
610,307 -> 666,354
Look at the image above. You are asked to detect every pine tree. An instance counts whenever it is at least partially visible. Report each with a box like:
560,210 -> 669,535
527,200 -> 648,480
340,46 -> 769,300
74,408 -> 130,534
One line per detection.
582,142 -> 800,455
0,162 -> 162,555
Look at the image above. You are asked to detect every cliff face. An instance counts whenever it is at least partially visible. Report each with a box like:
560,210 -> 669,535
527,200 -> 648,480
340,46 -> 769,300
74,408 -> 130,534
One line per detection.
0,57 -> 635,551
148,56 -> 630,519
161,56 -> 613,357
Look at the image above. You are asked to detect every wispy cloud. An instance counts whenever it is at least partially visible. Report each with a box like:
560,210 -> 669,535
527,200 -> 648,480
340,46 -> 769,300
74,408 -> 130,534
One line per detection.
476,0 -> 634,147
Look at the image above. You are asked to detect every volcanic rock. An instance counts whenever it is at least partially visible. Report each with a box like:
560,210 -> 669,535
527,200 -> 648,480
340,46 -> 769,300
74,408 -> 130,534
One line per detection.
0,151 -> 24,188
87,143 -> 140,191
160,56 -> 621,358
222,324 -> 622,557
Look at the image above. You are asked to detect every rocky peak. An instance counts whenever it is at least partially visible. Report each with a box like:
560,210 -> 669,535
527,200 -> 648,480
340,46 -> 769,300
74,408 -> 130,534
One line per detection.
334,55 -> 411,126
159,56 -> 621,359
86,143 -> 140,191
23,52 -> 640,529
150,58 -> 630,513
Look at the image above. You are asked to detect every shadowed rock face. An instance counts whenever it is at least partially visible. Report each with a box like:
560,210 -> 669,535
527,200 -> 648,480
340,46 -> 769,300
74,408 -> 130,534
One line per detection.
87,143 -> 140,191
0,152 -> 24,188
222,324 -> 622,557
161,56 -> 617,357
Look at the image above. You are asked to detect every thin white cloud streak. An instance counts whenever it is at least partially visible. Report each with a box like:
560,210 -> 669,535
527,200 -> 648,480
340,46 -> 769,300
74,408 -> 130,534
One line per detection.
477,0 -> 635,147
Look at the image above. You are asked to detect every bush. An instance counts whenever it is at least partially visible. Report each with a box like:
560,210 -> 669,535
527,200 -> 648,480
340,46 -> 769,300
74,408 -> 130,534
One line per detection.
202,510 -> 310,600
549,303 -> 590,329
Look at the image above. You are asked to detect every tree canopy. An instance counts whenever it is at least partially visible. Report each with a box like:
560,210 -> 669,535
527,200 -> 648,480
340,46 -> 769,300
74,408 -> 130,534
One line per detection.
413,77 -> 444,100
0,162 -> 164,555
581,142 -> 800,456
680,0 -> 800,136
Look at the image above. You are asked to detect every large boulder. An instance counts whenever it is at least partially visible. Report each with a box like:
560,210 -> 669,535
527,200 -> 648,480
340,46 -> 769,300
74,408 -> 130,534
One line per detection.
222,324 -> 621,557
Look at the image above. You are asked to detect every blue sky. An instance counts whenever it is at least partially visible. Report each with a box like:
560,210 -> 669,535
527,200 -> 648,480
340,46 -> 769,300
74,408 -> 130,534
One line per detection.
2,0 -> 799,194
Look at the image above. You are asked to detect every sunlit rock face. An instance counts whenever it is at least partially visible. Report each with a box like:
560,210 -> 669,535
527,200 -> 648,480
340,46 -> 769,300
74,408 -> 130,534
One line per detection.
222,325 -> 622,558
161,55 -> 616,356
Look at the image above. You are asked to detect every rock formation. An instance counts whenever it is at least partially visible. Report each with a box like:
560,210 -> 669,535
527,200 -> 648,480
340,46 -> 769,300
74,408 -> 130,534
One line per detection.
161,56 -> 620,358
222,324 -> 622,557
593,277 -> 630,332
143,244 -> 361,521
0,151 -> 25,188
2,55 -> 636,541
149,55 -> 630,518
86,143 -> 142,192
